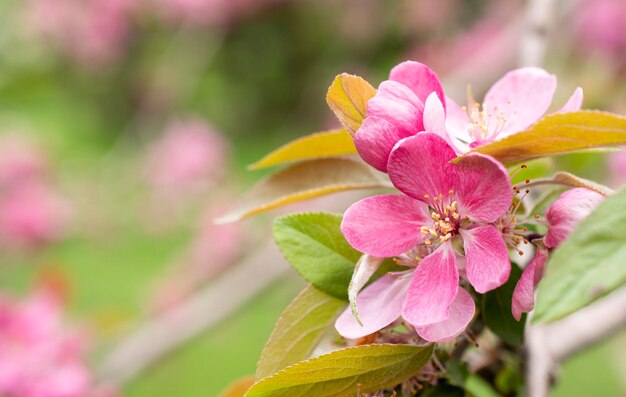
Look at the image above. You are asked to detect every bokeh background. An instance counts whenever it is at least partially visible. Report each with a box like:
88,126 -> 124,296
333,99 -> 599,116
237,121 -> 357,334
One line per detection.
0,0 -> 625,396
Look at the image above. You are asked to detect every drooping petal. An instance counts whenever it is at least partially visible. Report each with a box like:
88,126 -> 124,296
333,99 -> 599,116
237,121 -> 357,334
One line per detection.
512,248 -> 549,321
354,116 -> 413,172
483,67 -> 557,138
348,255 -> 385,323
444,97 -> 472,154
556,87 -> 583,114
335,273 -> 410,339
389,61 -> 446,108
402,243 -> 459,326
414,288 -> 475,342
544,188 -> 605,248
367,80 -> 424,135
455,153 -> 513,222
388,133 -> 459,202
460,225 -> 511,293
341,194 -> 431,257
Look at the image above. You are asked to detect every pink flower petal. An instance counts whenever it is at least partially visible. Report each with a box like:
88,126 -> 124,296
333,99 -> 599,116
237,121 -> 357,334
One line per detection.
483,67 -> 557,138
556,87 -> 583,114
444,97 -> 472,154
389,61 -> 446,108
367,80 -> 424,135
512,248 -> 549,321
354,116 -> 412,172
544,188 -> 605,248
414,288 -> 475,342
423,92 -> 456,148
460,225 -> 511,293
388,133 -> 459,202
456,153 -> 513,222
341,194 -> 431,257
335,274 -> 410,339
402,243 -> 459,326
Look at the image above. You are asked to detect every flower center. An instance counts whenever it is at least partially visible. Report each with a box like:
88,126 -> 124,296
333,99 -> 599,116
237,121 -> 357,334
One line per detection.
420,191 -> 461,245
462,86 -> 508,142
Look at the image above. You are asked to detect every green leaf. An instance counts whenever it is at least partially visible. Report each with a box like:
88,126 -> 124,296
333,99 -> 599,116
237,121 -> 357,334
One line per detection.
534,186 -> 626,323
256,285 -> 346,379
462,111 -> 626,164
465,375 -> 502,397
422,384 -> 465,397
326,73 -> 377,135
245,344 -> 434,397
216,158 -> 388,223
273,212 -> 360,299
482,265 -> 525,345
248,129 -> 357,170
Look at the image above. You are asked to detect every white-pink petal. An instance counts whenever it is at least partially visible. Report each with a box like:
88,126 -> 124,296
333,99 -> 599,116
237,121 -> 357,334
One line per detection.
402,243 -> 459,326
460,225 -> 511,294
341,194 -> 431,257
483,67 -> 557,138
512,248 -> 549,321
335,274 -> 410,339
556,87 -> 584,114
415,288 -> 475,342
455,153 -> 513,223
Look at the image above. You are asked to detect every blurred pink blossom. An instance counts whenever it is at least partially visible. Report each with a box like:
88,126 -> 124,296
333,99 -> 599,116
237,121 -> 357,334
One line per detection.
0,290 -> 103,397
145,119 -> 228,199
0,136 -> 71,251
0,183 -> 71,251
154,0 -> 286,27
23,0 -> 135,69
608,149 -> 626,187
573,0 -> 626,62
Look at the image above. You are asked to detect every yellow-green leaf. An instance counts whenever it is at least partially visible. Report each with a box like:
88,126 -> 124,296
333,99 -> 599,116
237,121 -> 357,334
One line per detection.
219,376 -> 256,397
216,158 -> 388,223
246,344 -> 434,397
464,110 -> 626,163
326,73 -> 377,135
248,129 -> 357,170
256,285 -> 346,379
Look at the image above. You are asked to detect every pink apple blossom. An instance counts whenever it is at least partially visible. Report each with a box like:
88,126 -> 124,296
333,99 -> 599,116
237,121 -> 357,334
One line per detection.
511,187 -> 605,320
435,68 -> 583,153
336,133 -> 513,342
0,290 -> 105,397
353,61 -> 445,172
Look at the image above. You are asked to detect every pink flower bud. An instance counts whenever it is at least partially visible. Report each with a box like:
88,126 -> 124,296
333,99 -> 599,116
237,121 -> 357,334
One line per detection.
544,188 -> 605,249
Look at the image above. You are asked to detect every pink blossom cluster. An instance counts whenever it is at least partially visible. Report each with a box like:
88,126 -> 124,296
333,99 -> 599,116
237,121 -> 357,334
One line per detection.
0,289 -> 111,397
335,61 -> 600,343
23,0 -> 136,70
0,136 -> 70,251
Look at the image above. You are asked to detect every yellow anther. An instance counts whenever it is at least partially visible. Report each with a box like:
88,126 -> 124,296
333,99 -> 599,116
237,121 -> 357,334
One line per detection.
425,239 -> 432,245
429,229 -> 438,237
439,194 -> 445,200
424,194 -> 430,199
448,189 -> 454,195
420,226 -> 430,235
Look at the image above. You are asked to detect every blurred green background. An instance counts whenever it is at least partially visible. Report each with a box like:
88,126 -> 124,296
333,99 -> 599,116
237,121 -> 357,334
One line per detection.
0,0 -> 624,396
